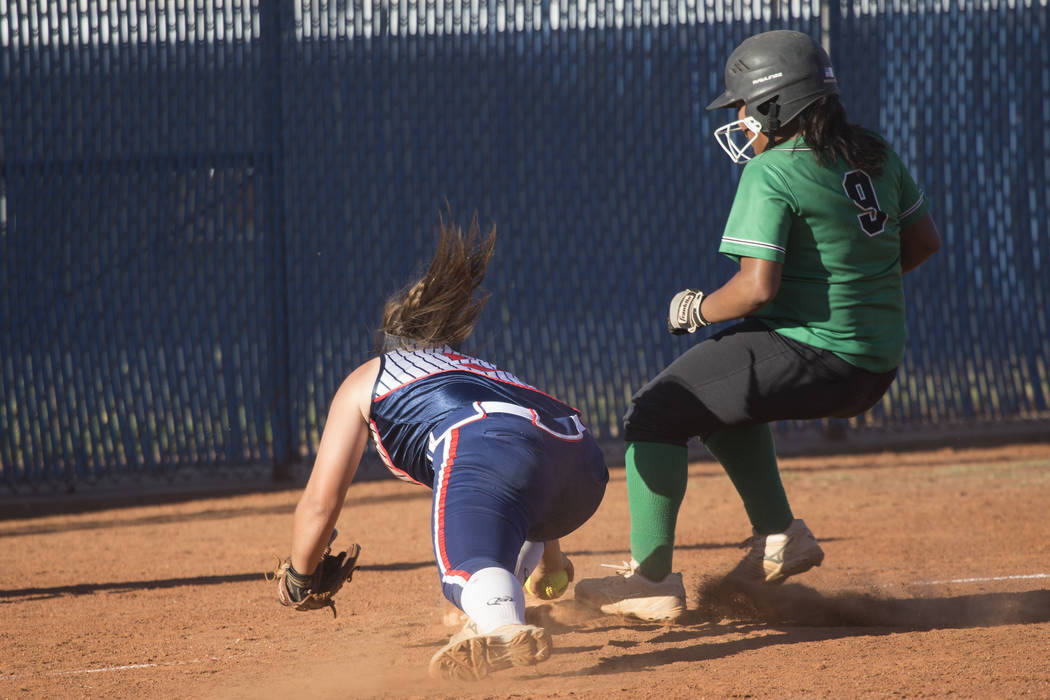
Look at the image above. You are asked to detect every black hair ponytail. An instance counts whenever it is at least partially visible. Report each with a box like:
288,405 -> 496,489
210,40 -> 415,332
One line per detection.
792,94 -> 888,175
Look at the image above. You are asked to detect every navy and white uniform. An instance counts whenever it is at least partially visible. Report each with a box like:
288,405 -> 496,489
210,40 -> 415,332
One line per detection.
369,345 -> 608,606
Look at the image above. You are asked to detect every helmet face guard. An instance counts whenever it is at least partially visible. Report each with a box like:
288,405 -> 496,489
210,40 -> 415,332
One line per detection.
713,115 -> 764,163
706,30 -> 838,162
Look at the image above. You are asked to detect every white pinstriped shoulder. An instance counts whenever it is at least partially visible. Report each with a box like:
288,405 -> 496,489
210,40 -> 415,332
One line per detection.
373,345 -> 529,399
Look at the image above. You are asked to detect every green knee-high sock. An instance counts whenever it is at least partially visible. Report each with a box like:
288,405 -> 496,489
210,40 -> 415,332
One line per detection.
626,441 -> 688,581
704,424 -> 793,535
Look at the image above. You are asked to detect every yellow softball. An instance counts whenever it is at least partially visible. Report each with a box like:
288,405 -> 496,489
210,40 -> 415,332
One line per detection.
525,568 -> 570,600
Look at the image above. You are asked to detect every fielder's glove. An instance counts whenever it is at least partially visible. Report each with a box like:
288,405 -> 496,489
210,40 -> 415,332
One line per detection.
269,543 -> 361,618
667,288 -> 710,334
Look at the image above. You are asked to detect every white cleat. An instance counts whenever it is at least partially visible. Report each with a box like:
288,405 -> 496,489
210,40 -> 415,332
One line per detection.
731,518 -> 825,584
574,560 -> 686,621
428,621 -> 552,681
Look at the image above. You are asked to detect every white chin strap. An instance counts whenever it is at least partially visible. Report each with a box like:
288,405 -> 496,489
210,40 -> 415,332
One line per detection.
713,115 -> 763,163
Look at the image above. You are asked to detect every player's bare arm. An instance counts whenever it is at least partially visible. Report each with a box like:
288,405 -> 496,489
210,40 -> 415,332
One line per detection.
667,257 -> 781,333
290,357 -> 380,574
900,213 -> 942,273
699,256 -> 782,323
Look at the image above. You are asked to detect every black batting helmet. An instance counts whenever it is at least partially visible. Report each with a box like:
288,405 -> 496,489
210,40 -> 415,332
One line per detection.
707,30 -> 839,134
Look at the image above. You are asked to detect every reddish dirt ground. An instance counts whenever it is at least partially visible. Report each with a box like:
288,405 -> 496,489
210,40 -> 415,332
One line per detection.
3,441 -> 1050,699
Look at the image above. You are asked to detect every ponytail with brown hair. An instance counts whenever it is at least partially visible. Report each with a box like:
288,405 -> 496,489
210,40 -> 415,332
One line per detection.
376,212 -> 496,352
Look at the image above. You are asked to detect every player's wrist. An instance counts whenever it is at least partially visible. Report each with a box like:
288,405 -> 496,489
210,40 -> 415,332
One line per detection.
285,563 -> 312,602
693,293 -> 712,327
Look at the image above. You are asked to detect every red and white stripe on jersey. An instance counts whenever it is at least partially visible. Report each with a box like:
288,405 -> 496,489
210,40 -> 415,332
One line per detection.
367,418 -> 427,486
430,404 -> 489,587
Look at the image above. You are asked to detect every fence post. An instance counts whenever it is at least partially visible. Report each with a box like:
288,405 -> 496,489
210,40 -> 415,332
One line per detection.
258,0 -> 296,481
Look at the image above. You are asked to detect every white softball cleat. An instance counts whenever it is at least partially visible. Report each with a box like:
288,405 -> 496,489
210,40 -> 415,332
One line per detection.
731,518 -> 825,584
428,620 -> 552,681
574,560 -> 686,621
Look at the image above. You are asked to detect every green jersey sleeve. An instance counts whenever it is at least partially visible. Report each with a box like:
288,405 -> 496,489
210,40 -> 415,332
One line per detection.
896,160 -> 929,229
718,159 -> 796,264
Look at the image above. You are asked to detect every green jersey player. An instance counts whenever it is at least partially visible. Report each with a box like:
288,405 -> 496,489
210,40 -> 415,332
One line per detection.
575,30 -> 942,621
719,131 -> 928,373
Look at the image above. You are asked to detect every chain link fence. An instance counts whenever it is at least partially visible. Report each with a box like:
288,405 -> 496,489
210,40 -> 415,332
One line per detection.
2,0 -> 1048,492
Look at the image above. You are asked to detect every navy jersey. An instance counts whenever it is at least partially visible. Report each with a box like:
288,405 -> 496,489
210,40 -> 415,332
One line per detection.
369,345 -> 579,486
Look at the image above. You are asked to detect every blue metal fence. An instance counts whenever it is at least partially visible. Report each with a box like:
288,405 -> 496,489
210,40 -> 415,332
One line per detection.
2,0 -> 1048,490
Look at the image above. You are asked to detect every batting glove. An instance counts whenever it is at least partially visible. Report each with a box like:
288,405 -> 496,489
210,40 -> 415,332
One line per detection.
667,289 -> 710,334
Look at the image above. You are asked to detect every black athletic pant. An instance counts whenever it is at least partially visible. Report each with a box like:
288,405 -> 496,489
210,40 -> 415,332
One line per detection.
623,319 -> 897,445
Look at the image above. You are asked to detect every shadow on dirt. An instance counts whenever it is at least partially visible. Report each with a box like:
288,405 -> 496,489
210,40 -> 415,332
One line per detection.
567,575 -> 1050,676
0,559 -> 433,602
0,504 -> 296,537
0,490 -> 430,536
691,575 -> 1050,629
0,572 -> 267,602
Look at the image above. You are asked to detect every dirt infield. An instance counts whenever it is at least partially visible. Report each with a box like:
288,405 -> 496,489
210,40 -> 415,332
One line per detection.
3,442 -> 1050,699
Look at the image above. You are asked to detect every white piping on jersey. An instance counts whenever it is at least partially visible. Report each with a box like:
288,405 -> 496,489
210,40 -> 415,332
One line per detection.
428,401 -> 585,458
492,400 -> 586,440
899,190 -> 926,220
721,236 -> 787,254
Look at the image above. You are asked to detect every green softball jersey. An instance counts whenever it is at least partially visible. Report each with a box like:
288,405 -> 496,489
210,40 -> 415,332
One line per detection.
718,135 -> 929,372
